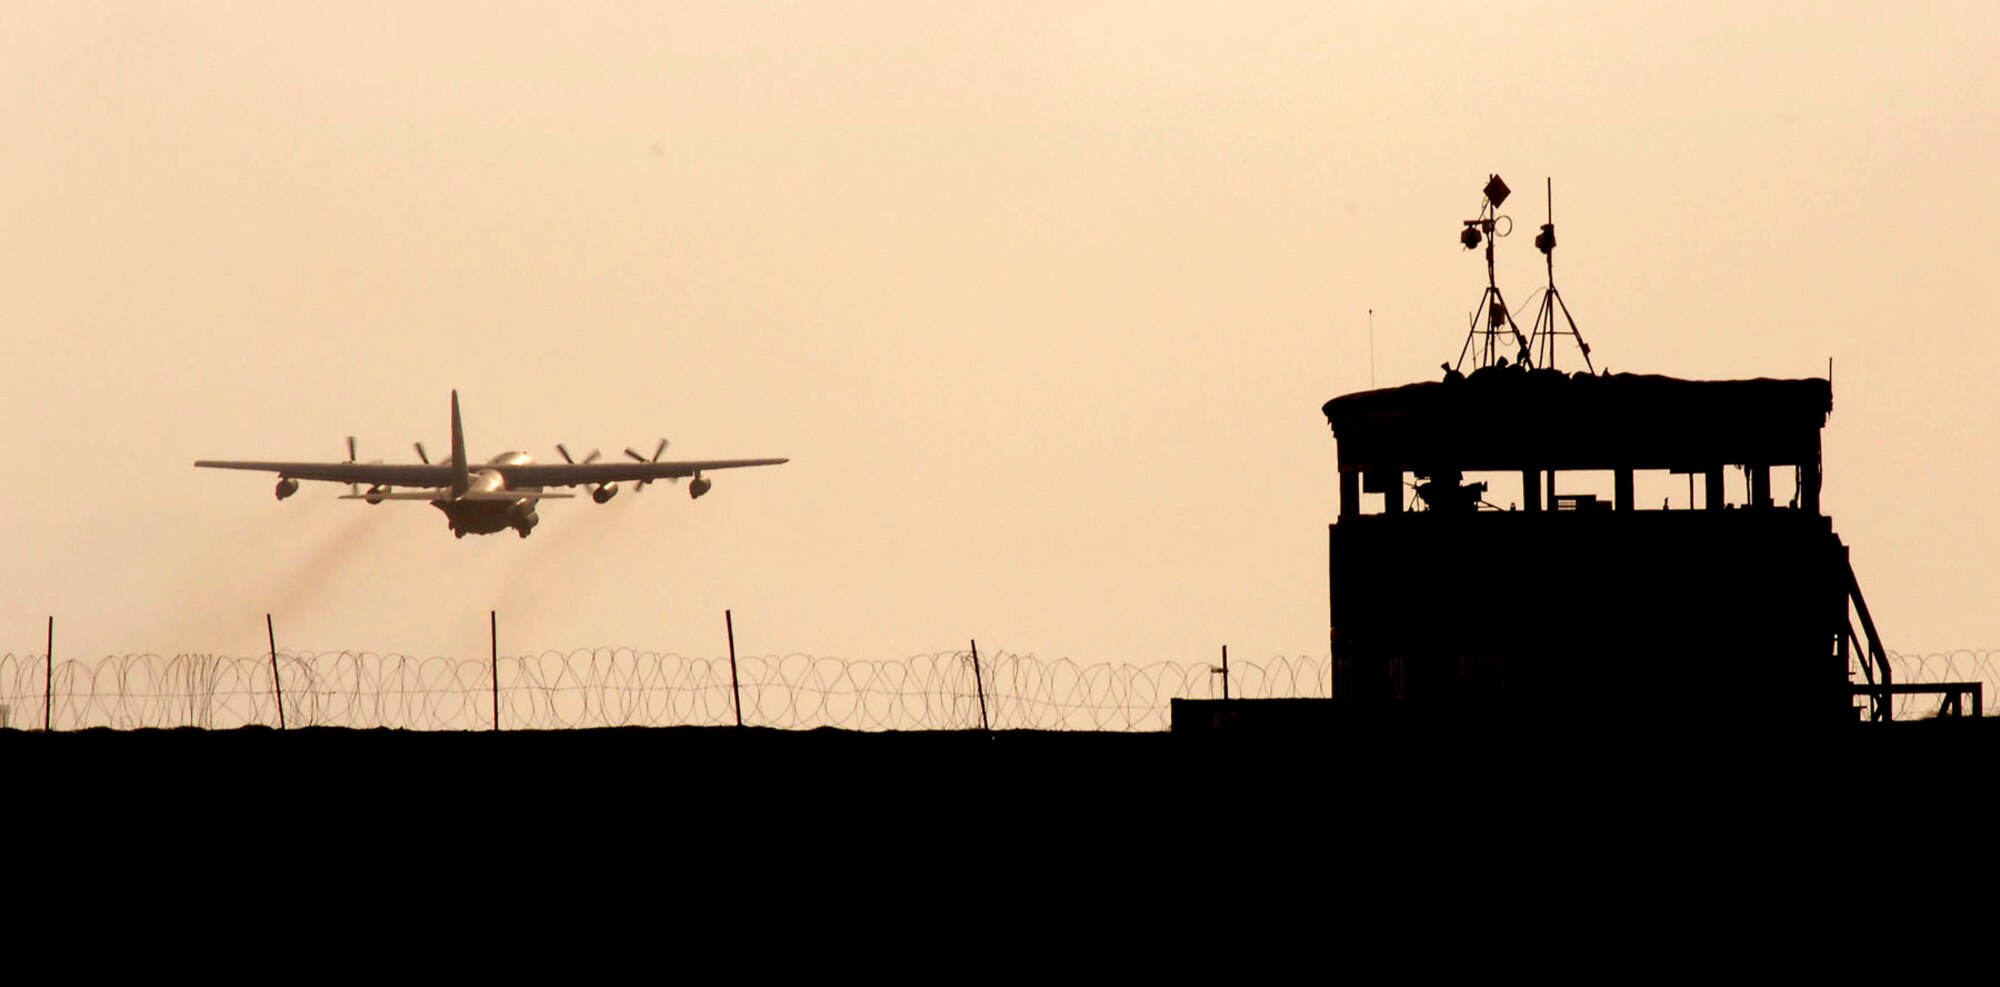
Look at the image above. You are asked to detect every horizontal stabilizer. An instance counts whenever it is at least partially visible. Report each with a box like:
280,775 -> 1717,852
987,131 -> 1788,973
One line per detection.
337,490 -> 452,501
335,489 -> 576,502
455,490 -> 576,501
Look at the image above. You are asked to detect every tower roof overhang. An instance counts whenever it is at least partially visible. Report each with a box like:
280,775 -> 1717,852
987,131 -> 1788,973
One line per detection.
1322,370 -> 1832,474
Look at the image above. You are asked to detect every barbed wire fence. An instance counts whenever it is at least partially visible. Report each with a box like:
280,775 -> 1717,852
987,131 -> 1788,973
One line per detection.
1,649 -> 1990,732
1876,651 -> 2000,719
0,649 -> 1330,733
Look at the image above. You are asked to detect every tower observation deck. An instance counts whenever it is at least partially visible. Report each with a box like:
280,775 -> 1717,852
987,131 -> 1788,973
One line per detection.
1321,365 -> 1941,725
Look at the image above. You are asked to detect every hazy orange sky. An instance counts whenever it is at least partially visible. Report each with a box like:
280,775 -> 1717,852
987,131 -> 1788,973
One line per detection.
4,3 -> 1995,667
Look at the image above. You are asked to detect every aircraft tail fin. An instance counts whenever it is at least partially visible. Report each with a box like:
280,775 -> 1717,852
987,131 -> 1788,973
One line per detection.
449,390 -> 470,496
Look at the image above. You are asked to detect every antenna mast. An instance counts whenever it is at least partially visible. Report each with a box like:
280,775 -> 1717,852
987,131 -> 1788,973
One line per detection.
1455,174 -> 1531,371
1523,178 -> 1596,372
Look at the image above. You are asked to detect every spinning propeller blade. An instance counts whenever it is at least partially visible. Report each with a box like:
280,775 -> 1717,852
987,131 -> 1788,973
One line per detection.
624,438 -> 672,488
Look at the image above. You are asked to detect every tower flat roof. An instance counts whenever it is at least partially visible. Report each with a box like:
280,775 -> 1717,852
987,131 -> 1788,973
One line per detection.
1322,369 -> 1832,473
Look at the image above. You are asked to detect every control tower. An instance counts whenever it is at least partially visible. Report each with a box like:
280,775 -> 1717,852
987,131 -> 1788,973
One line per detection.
1323,368 -> 1885,724
1317,177 -> 1960,728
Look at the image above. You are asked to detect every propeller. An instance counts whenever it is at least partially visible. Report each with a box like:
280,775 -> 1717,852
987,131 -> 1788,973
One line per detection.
344,436 -> 390,502
346,436 -> 360,497
623,438 -> 674,490
413,441 -> 452,467
561,444 -> 618,503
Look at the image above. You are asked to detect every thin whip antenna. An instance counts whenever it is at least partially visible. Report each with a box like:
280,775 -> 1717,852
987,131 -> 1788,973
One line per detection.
1368,308 -> 1376,388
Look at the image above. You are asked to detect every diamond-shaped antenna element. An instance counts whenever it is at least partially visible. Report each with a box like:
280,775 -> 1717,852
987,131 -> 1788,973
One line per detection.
1484,174 -> 1510,208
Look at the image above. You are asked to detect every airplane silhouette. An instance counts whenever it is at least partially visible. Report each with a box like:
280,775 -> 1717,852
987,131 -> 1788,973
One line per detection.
196,391 -> 788,538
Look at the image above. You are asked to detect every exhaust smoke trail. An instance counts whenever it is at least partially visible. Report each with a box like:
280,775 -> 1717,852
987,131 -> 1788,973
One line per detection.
256,507 -> 396,617
145,502 -> 396,653
141,503 -> 311,653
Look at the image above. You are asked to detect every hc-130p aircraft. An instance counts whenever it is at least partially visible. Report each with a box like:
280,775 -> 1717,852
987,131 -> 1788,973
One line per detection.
195,391 -> 788,538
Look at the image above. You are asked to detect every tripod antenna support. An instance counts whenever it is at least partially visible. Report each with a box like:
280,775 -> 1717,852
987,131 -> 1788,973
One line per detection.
1455,174 -> 1531,372
1524,177 -> 1596,373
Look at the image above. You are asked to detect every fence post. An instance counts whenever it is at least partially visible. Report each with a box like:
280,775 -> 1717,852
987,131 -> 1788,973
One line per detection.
267,613 -> 286,730
490,610 -> 500,732
970,639 -> 989,733
43,616 -> 53,732
726,610 -> 744,728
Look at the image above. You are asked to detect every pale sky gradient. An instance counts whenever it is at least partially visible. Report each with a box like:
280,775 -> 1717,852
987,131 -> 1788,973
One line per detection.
4,3 -> 1996,666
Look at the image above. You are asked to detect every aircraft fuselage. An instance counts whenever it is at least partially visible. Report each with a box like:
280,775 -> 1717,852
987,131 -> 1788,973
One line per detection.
437,452 -> 547,538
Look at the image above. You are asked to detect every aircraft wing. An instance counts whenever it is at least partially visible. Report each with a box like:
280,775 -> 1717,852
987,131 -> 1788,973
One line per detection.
498,458 -> 789,488
194,458 -> 787,488
194,461 -> 455,486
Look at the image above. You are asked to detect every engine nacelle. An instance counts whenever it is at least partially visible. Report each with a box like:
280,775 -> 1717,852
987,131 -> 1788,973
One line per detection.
364,484 -> 389,505
688,475 -> 712,500
592,483 -> 618,504
275,478 -> 300,500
